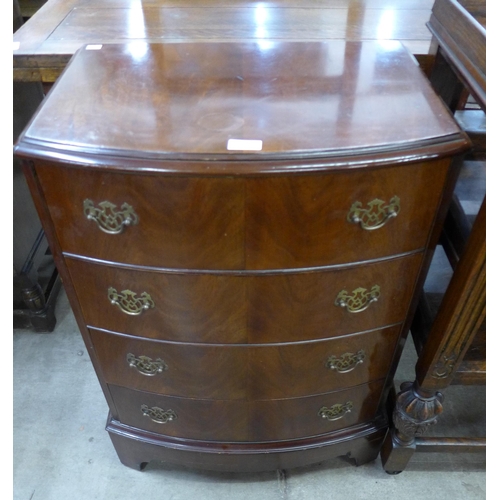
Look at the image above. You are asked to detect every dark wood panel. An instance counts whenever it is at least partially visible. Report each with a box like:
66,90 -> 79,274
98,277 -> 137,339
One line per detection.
247,253 -> 423,343
247,325 -> 400,399
249,379 -> 384,441
109,380 -> 384,441
66,258 -> 247,343
91,329 -> 249,399
245,160 -> 450,269
90,325 -> 400,399
107,417 -> 388,472
35,158 -> 450,270
67,253 -> 421,343
35,162 -> 246,269
110,384 -> 249,441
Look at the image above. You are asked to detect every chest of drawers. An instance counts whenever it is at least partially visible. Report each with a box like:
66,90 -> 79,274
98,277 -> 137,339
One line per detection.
15,41 -> 469,472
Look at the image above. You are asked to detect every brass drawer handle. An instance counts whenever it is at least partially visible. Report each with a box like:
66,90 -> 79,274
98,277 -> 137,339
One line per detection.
141,405 -> 177,424
127,353 -> 167,376
335,285 -> 380,313
318,401 -> 353,421
326,350 -> 365,373
83,199 -> 139,234
108,287 -> 155,315
347,196 -> 400,230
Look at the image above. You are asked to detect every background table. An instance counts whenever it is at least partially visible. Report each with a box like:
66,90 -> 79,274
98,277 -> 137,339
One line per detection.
13,0 -> 436,83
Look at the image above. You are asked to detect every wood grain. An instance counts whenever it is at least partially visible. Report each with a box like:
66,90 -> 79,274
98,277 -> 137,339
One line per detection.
109,380 -> 384,441
90,325 -> 400,399
13,0 -> 436,83
35,162 -> 246,270
66,253 -> 422,343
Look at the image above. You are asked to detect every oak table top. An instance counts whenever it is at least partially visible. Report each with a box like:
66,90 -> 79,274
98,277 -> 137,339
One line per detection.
13,0 -> 435,83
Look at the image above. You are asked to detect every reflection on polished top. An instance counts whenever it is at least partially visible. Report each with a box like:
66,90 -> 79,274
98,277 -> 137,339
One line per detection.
13,0 -> 436,82
18,41 -> 468,168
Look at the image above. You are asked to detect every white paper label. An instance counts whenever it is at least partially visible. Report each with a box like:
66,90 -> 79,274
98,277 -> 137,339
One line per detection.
86,44 -> 103,50
227,139 -> 263,151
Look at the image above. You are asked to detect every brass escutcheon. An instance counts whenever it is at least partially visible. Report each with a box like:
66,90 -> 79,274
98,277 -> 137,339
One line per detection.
127,353 -> 168,376
141,405 -> 177,424
108,287 -> 155,315
347,196 -> 400,230
335,285 -> 380,313
318,401 -> 353,421
326,350 -> 365,373
83,199 -> 139,234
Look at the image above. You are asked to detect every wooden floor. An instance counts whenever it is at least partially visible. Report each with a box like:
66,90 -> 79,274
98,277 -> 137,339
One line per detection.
14,0 -> 436,82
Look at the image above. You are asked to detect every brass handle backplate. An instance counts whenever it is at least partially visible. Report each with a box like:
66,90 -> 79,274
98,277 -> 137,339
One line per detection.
141,405 -> 177,424
108,287 -> 155,315
127,353 -> 167,376
347,196 -> 400,230
84,199 -> 139,234
335,285 -> 380,313
318,401 -> 353,421
326,350 -> 365,373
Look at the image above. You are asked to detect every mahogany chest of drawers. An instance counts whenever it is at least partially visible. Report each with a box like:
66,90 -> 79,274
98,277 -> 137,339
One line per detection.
15,41 -> 469,472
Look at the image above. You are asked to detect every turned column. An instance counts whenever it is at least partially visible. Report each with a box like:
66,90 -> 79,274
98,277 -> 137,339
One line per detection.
381,199 -> 486,473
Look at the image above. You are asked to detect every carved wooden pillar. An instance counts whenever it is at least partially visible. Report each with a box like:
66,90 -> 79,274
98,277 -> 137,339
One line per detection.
381,199 -> 485,473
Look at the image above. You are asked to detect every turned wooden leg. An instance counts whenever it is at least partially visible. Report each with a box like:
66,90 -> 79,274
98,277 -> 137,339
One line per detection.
381,381 -> 444,473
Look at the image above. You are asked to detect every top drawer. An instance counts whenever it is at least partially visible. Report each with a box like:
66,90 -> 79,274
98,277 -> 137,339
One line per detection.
34,158 -> 450,270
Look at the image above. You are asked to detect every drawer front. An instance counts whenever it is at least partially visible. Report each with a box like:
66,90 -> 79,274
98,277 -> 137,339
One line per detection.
36,159 -> 447,271
247,252 -> 422,343
109,384 -> 249,441
90,328 -> 248,399
247,325 -> 400,399
245,159 -> 450,269
90,325 -> 400,399
34,162 -> 245,270
249,379 -> 385,441
66,258 -> 247,343
68,253 -> 421,343
109,380 -> 384,442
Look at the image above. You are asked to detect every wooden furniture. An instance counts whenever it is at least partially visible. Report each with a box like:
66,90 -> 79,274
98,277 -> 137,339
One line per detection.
12,0 -> 437,84
15,41 -> 469,472
381,0 -> 486,473
13,0 -> 61,332
11,0 -> 438,329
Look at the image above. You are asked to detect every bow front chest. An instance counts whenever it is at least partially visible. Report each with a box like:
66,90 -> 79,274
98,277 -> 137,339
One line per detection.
15,41 -> 469,471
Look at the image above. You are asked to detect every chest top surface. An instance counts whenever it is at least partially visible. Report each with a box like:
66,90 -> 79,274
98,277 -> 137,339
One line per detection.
16,40 -> 468,170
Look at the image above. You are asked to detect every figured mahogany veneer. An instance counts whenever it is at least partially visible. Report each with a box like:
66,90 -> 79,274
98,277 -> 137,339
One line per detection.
90,325 -> 400,399
66,253 -> 422,343
109,380 -> 385,442
36,159 -> 448,269
15,41 -> 469,471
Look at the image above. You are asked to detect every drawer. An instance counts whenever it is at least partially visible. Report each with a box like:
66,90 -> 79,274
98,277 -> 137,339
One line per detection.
90,328 -> 248,399
245,159 -> 450,269
67,258 -> 247,343
247,324 -> 400,399
249,379 -> 385,441
35,159 -> 448,271
247,252 -> 422,343
109,384 -> 249,442
34,161 -> 246,270
68,253 -> 421,343
109,380 -> 384,441
90,324 -> 400,399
